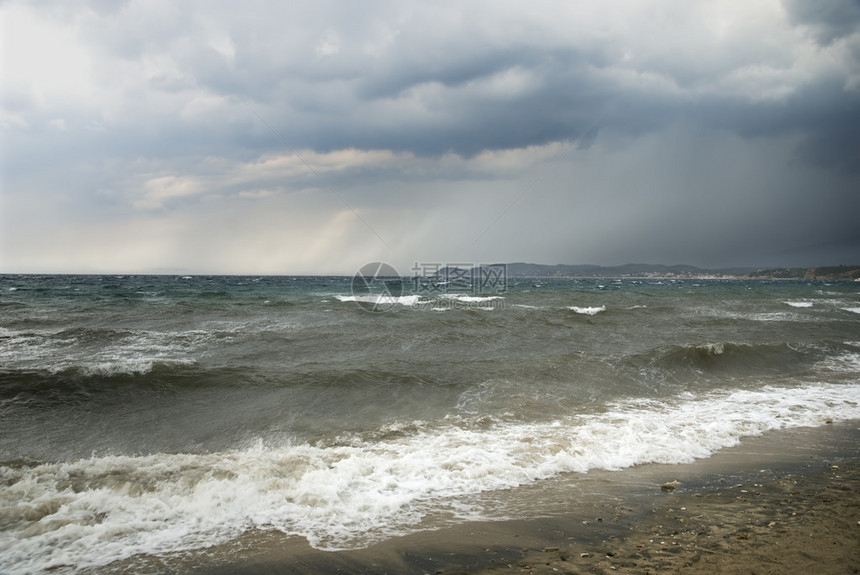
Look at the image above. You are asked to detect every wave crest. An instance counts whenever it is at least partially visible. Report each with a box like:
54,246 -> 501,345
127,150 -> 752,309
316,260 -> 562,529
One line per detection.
1,382 -> 858,572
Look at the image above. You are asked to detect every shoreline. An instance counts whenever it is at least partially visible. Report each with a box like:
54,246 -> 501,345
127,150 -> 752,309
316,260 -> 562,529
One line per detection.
97,421 -> 860,575
470,458 -> 860,575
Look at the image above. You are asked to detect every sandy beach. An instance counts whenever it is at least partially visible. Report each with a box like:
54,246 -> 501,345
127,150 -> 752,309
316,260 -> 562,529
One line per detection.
466,458 -> 860,575
96,421 -> 859,575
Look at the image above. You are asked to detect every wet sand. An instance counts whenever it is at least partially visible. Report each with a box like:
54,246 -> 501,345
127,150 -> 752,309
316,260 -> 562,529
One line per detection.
466,459 -> 860,574
96,422 -> 860,575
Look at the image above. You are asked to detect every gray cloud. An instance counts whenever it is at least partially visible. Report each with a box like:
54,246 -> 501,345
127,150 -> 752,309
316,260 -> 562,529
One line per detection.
1,0 -> 858,273
783,0 -> 860,44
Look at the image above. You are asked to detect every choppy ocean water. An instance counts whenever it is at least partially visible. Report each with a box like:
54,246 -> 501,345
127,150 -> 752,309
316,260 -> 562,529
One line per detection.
1,274 -> 859,573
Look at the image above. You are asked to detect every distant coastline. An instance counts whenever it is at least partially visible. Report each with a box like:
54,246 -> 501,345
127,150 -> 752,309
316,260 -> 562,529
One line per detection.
2,264 -> 859,280
491,263 -> 860,281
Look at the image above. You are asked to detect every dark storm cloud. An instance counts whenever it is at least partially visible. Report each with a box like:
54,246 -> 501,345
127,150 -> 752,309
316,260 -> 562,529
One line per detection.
2,0 -> 859,273
783,0 -> 860,44
214,3 -> 859,171
9,0 -> 857,162
684,77 -> 860,174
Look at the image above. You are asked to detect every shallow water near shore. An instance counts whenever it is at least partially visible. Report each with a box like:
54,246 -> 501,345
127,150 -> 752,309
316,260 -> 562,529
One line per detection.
1,275 -> 859,573
96,420 -> 860,575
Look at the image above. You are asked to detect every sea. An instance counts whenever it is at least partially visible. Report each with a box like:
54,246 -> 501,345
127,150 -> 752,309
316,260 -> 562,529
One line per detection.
1,273 -> 859,573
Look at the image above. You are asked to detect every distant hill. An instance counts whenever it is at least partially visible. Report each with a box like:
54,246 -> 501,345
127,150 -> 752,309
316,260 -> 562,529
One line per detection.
747,265 -> 860,280
417,263 -> 860,280
480,263 -> 860,279
500,262 -> 748,278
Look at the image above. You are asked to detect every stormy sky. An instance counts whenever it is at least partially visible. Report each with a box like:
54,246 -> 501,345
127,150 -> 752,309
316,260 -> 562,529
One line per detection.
2,0 -> 859,274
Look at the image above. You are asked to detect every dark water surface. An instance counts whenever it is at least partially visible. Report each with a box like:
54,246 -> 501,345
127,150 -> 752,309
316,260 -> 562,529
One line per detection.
1,274 -> 858,572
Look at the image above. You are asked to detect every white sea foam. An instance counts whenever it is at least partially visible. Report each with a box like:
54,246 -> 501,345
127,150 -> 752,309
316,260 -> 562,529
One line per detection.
568,305 -> 606,315
843,307 -> 860,314
699,342 -> 726,355
2,382 -> 858,573
784,301 -> 813,308
0,328 -> 219,375
819,298 -> 853,306
334,294 -> 421,307
820,351 -> 860,373
439,294 -> 504,303
699,307 -> 805,323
